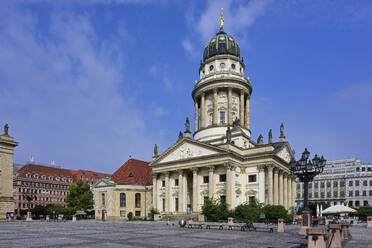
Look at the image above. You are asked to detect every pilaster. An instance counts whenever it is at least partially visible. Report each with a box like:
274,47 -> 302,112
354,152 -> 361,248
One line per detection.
201,93 -> 205,128
245,95 -> 250,129
279,170 -> 284,206
165,172 -> 170,212
240,90 -> 244,125
228,88 -> 232,125
267,166 -> 274,205
152,174 -> 158,211
225,162 -> 236,209
208,166 -> 215,199
213,89 -> 218,125
178,170 -> 184,213
192,168 -> 199,212
258,166 -> 266,204
273,168 -> 279,205
283,174 -> 288,209
194,100 -> 199,132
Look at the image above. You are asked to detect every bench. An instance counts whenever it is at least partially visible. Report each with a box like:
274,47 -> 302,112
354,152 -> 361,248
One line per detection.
187,223 -> 204,229
244,222 -> 274,232
205,223 -> 224,230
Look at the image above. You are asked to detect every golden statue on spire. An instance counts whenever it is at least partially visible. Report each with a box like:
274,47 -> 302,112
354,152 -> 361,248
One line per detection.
220,8 -> 224,29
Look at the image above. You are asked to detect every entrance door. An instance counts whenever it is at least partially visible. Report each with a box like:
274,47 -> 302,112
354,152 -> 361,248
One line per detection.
101,210 -> 105,221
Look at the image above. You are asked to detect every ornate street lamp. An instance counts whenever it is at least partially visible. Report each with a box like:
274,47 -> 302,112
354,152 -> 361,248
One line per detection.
290,148 -> 326,234
290,148 -> 326,210
22,188 -> 36,221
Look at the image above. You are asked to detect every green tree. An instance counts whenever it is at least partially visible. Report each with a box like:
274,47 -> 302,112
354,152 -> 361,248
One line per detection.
234,201 -> 261,222
357,206 -> 372,221
262,205 -> 288,221
66,180 -> 93,212
201,198 -> 229,222
31,205 -> 48,216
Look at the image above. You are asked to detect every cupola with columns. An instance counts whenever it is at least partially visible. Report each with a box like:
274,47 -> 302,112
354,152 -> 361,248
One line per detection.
192,9 -> 252,143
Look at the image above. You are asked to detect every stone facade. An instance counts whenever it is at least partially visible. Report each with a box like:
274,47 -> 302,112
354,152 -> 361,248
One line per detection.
0,125 -> 18,220
295,159 -> 372,207
150,23 -> 295,214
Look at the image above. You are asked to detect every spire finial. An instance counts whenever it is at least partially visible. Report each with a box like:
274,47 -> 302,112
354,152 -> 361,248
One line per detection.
220,8 -> 224,29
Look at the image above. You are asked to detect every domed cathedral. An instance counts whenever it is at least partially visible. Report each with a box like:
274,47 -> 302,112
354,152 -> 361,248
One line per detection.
150,11 -> 296,216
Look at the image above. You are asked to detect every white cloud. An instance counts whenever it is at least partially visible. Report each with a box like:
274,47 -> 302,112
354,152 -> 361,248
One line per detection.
0,5 -> 157,172
182,38 -> 197,57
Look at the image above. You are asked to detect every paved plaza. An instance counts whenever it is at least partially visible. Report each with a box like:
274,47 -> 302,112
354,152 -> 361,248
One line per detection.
0,220 -> 371,248
0,220 -> 304,248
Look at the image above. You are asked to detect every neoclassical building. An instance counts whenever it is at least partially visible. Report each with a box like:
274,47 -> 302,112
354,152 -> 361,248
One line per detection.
150,16 -> 296,214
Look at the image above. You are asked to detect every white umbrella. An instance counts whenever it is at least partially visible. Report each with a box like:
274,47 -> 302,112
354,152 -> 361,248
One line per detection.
322,205 -> 356,214
316,204 -> 320,217
320,205 -> 323,217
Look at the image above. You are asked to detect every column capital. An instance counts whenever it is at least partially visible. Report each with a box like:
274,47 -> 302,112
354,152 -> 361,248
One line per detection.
224,162 -> 235,171
273,167 -> 279,174
208,166 -> 215,172
257,165 -> 266,172
177,169 -> 184,175
191,167 -> 199,173
267,165 -> 274,172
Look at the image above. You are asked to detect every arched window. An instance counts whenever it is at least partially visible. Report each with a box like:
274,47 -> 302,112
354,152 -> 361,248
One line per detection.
135,193 -> 141,208
120,193 -> 126,208
101,193 -> 105,207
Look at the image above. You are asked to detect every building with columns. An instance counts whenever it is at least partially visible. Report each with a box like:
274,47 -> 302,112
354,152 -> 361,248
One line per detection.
0,124 -> 18,220
150,17 -> 296,215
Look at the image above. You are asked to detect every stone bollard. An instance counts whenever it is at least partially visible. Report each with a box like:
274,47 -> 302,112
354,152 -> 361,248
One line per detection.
187,218 -> 193,228
328,224 -> 342,248
367,216 -> 372,228
340,221 -> 348,241
154,214 -> 162,221
307,228 -> 326,248
72,216 -> 77,222
46,215 -> 50,222
26,211 -> 32,222
299,210 -> 311,235
277,218 -> 284,232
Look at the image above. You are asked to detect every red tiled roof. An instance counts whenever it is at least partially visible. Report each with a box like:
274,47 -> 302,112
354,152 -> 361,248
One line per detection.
111,159 -> 152,185
16,164 -> 73,179
70,169 -> 110,181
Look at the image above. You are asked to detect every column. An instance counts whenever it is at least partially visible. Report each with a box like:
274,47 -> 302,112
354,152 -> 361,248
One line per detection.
183,171 -> 188,211
258,166 -> 266,204
228,88 -> 232,125
267,166 -> 274,205
194,100 -> 199,132
200,93 -> 205,128
287,175 -> 291,209
245,95 -> 250,129
292,178 -> 296,208
226,163 -> 236,209
178,170 -> 183,213
279,171 -> 284,206
192,168 -> 199,212
213,89 -> 218,125
165,172 -> 170,212
152,174 -> 157,211
208,166 -> 215,198
283,174 -> 288,209
273,168 -> 279,205
240,90 -> 244,125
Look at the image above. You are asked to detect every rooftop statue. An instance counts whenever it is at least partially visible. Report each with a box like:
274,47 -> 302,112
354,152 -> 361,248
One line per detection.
4,123 -> 9,135
185,117 -> 190,133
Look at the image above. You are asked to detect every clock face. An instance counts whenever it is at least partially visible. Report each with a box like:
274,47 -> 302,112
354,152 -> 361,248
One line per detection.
209,65 -> 214,71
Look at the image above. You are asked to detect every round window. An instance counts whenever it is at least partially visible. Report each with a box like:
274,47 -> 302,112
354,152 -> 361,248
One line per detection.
231,64 -> 236,69
128,173 -> 134,178
220,63 -> 225,69
209,65 -> 214,71
202,70 -> 205,75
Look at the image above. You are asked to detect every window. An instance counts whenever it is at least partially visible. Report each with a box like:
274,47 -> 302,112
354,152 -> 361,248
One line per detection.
162,199 -> 165,212
297,193 -> 300,199
120,210 -> 126,217
369,190 -> 372,197
135,193 -> 141,208
219,174 -> 226,182
355,190 -> 359,196
203,176 -> 209,184
220,63 -> 225,69
314,182 -> 318,188
349,181 -> 353,186
370,180 -> 372,186
314,192 -> 318,198
362,167 -> 366,172
355,180 -> 360,186
363,180 -> 368,186
128,173 -> 134,178
220,111 -> 225,124
248,175 -> 257,183
175,198 -> 179,212
333,191 -> 338,197
162,180 -> 165,187
340,181 -> 345,187
364,201 -> 369,206
327,192 -> 331,197
349,191 -> 353,197
231,64 -> 236,70
249,196 -> 255,204
220,195 -> 226,204
355,201 -> 360,207
349,201 -> 353,207
135,211 -> 141,217
309,193 -> 312,198
363,191 -> 367,196
102,193 -> 105,207
340,191 -> 345,197
120,193 -> 126,208
333,181 -> 338,187
209,65 -> 214,71
327,182 -> 331,187
356,167 -> 360,172
175,179 -> 179,186
320,182 -> 325,188
321,192 -> 325,198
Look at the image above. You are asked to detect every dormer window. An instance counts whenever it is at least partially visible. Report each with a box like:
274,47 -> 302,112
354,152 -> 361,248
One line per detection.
231,64 -> 236,70
220,63 -> 225,69
128,173 -> 134,178
209,65 -> 214,71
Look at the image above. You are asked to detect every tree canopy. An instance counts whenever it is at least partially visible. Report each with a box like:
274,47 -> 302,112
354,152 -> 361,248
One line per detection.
66,180 -> 93,212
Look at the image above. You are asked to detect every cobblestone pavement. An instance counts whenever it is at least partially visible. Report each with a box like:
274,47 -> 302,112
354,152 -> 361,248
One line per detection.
0,220 -> 303,248
345,224 -> 372,248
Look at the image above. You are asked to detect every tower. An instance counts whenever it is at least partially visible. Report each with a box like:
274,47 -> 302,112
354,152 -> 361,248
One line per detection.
192,10 -> 252,143
0,124 -> 18,219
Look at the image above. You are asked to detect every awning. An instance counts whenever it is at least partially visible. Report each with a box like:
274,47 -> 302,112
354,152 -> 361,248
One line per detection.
322,205 -> 356,214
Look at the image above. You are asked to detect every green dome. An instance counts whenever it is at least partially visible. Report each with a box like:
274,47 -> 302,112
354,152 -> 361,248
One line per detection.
203,28 -> 240,62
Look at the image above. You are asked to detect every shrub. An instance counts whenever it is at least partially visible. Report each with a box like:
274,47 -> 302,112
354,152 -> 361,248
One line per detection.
357,207 -> 372,221
234,202 -> 261,223
262,205 -> 288,221
127,212 -> 133,221
201,198 -> 229,222
149,208 -> 160,221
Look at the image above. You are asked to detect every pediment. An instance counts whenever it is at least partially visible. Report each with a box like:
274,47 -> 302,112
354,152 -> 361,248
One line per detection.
154,139 -> 225,164
275,145 -> 293,163
94,178 -> 115,188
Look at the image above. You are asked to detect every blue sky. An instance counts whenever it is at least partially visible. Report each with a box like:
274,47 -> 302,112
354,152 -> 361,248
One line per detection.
1,0 -> 372,173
